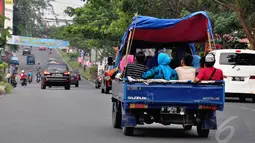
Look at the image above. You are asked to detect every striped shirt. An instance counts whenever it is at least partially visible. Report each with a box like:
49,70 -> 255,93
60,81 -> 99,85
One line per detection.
125,63 -> 148,79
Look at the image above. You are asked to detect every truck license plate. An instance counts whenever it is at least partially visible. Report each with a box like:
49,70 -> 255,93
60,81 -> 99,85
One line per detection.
160,106 -> 185,115
53,74 -> 62,76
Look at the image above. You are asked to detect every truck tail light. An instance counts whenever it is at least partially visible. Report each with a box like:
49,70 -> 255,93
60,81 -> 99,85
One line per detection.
236,49 -> 241,53
130,104 -> 148,109
199,105 -> 217,110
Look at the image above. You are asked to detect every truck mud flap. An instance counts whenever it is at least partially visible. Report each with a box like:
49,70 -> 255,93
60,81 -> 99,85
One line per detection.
201,111 -> 217,130
121,113 -> 136,127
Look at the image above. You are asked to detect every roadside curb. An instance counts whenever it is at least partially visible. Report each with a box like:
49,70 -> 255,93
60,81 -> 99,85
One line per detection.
55,49 -> 95,86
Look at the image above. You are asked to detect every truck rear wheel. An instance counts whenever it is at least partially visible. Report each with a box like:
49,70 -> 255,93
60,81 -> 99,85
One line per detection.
197,124 -> 210,138
112,101 -> 121,128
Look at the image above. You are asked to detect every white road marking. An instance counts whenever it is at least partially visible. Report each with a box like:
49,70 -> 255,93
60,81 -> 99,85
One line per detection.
240,107 -> 255,112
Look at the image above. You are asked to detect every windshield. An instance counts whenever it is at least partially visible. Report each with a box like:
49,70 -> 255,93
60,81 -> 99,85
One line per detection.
220,53 -> 255,66
47,64 -> 68,70
28,57 -> 34,60
11,57 -> 18,60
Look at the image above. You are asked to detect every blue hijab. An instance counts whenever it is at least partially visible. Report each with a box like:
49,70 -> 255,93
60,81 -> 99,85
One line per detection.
158,53 -> 172,80
192,55 -> 201,69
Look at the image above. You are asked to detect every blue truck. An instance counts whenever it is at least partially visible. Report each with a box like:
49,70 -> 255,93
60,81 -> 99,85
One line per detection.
111,11 -> 225,137
27,55 -> 35,65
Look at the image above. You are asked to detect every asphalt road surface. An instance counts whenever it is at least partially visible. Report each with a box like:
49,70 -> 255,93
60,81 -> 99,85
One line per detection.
0,47 -> 254,143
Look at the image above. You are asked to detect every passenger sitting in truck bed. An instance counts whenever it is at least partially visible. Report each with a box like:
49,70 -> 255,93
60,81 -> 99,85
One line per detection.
124,51 -> 148,79
119,55 -> 134,72
195,53 -> 223,82
192,55 -> 201,72
142,53 -> 177,80
175,54 -> 196,80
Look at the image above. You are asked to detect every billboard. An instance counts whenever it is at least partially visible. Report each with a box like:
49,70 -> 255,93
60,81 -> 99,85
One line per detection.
4,0 -> 13,43
8,35 -> 70,48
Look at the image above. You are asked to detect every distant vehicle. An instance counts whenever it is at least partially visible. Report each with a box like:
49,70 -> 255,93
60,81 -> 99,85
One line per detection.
39,46 -> 47,51
95,75 -> 102,89
10,56 -> 19,66
22,48 -> 31,55
101,64 -> 114,94
41,63 -> 71,90
70,70 -> 79,87
27,55 -> 35,65
48,58 -> 58,63
211,49 -> 255,102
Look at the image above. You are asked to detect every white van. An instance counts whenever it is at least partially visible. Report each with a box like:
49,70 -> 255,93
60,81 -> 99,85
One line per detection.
211,49 -> 255,102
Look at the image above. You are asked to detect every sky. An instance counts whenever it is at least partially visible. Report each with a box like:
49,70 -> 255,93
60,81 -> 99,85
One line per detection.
45,0 -> 84,20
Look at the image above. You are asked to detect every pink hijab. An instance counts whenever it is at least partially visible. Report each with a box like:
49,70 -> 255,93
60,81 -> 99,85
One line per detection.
120,55 -> 134,72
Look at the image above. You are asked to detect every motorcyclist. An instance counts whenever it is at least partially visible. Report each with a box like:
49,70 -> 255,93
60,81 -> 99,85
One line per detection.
49,47 -> 52,54
20,70 -> 27,81
28,70 -> 33,82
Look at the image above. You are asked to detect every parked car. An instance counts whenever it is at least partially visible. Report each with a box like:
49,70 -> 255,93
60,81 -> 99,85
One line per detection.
39,46 -> 47,51
70,70 -> 79,87
22,47 -> 31,55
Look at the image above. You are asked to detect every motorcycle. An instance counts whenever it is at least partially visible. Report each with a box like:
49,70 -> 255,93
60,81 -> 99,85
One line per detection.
36,74 -> 41,83
10,76 -> 17,88
21,78 -> 27,86
28,75 -> 33,84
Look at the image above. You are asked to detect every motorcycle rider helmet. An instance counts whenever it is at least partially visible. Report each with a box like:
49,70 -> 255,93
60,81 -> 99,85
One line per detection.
21,70 -> 25,73
30,70 -> 32,72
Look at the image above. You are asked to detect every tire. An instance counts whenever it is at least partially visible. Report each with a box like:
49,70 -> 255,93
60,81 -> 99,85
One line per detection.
95,83 -> 98,89
101,88 -> 105,93
112,101 -> 122,129
75,82 -> 79,87
65,85 -> 71,90
252,97 -> 255,103
239,96 -> 246,102
183,125 -> 192,130
105,88 -> 110,94
123,127 -> 134,136
197,124 -> 210,138
41,84 -> 46,89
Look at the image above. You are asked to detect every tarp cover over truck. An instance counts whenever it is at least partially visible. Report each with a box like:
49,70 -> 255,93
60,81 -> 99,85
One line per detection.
115,11 -> 214,66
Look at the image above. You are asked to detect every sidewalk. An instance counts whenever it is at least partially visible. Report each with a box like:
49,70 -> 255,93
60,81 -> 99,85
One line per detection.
0,85 -> 5,95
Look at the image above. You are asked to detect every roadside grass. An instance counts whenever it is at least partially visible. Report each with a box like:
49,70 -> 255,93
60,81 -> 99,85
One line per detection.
57,49 -> 93,81
0,81 -> 13,94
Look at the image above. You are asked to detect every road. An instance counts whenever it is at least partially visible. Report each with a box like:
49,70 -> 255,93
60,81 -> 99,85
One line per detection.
0,47 -> 255,143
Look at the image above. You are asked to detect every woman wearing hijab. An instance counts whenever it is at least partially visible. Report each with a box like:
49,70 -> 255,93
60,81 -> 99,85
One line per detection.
119,55 -> 135,72
142,53 -> 177,80
192,55 -> 201,75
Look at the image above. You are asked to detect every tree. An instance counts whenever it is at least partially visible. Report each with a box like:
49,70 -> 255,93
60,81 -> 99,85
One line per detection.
13,0 -> 56,37
0,15 -> 12,47
201,0 -> 255,49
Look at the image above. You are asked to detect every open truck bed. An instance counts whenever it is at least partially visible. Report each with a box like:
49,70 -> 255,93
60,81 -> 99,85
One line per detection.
111,79 -> 225,137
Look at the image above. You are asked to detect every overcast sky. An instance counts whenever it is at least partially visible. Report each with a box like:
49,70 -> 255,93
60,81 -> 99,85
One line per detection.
45,0 -> 84,19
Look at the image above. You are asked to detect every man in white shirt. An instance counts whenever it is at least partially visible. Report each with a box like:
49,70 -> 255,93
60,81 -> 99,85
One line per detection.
175,54 -> 196,80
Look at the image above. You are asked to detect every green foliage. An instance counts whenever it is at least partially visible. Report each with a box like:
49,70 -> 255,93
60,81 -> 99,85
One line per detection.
13,0 -> 55,36
4,83 -> 13,94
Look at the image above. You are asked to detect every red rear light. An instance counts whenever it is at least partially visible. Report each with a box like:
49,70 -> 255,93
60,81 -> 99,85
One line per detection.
105,72 -> 109,76
64,71 -> 70,75
236,49 -> 241,53
199,105 -> 217,110
250,76 -> 255,79
44,71 -> 50,75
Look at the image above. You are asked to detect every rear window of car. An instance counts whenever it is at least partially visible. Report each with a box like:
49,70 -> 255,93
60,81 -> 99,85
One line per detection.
220,53 -> 255,66
47,64 -> 68,70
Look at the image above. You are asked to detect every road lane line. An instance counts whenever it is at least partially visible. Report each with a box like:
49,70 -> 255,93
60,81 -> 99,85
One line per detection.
55,49 -> 95,86
240,107 -> 255,112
